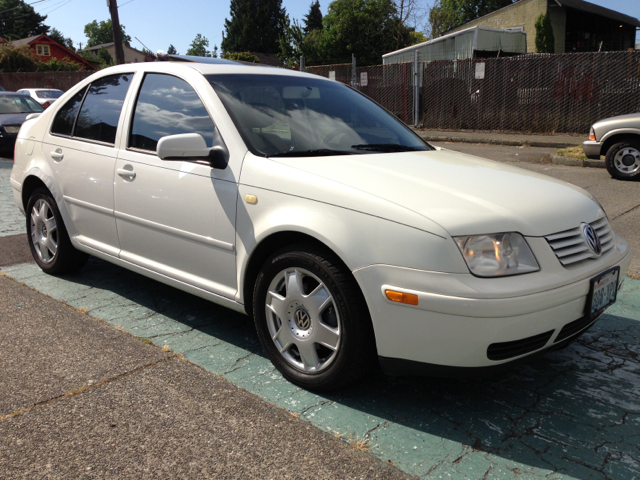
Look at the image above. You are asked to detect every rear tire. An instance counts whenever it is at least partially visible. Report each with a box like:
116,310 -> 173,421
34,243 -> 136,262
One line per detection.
26,187 -> 88,274
605,141 -> 640,180
253,243 -> 376,391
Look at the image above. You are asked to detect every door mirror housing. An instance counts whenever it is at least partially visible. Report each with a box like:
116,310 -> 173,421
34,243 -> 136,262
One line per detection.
157,133 -> 228,169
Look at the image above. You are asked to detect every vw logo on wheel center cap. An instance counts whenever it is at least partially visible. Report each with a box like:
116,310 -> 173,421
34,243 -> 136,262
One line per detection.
294,308 -> 311,330
581,223 -> 602,257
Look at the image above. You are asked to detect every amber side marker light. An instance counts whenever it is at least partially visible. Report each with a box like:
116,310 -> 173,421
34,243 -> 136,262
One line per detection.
589,133 -> 596,140
385,290 -> 419,306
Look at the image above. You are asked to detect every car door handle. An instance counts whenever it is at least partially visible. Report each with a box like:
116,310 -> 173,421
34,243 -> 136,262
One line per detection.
50,150 -> 63,161
117,167 -> 136,179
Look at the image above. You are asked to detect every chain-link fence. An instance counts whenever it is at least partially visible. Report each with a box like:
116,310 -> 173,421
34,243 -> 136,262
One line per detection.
421,51 -> 640,133
306,51 -> 640,134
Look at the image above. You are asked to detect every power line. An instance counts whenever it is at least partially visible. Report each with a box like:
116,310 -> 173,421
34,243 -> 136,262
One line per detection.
0,0 -> 48,16
118,0 -> 137,8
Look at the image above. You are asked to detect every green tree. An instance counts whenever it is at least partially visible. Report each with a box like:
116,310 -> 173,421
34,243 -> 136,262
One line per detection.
534,13 -> 555,53
223,51 -> 260,62
78,47 -> 113,69
167,44 -> 178,55
49,28 -> 75,51
303,1 -> 323,34
83,19 -> 131,48
428,0 -> 513,38
316,0 -> 411,66
278,15 -> 306,67
186,34 -> 211,57
222,0 -> 287,54
212,45 -> 219,58
0,0 -> 48,40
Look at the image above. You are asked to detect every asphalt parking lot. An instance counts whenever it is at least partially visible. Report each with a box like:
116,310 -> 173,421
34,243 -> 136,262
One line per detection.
1,151 -> 640,479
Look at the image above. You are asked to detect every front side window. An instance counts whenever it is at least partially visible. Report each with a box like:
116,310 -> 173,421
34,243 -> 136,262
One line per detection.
129,73 -> 218,152
206,74 -> 430,157
74,73 -> 133,144
0,95 -> 44,115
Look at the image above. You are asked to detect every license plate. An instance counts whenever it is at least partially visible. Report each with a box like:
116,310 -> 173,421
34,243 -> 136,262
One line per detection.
587,267 -> 619,316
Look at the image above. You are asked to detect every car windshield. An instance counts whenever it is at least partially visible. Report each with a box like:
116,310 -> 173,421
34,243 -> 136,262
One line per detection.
35,90 -> 63,99
206,74 -> 431,157
0,95 -> 45,114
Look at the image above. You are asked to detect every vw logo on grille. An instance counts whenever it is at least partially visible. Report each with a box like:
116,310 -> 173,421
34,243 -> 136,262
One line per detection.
582,223 -> 602,256
294,309 -> 311,330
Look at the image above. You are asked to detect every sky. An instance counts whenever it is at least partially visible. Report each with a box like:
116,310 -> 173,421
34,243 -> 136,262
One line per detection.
31,0 -> 640,55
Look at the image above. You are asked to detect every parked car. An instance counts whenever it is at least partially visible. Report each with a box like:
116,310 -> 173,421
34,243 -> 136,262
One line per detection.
17,88 -> 64,109
583,113 -> 640,180
0,92 -> 44,155
10,62 -> 630,390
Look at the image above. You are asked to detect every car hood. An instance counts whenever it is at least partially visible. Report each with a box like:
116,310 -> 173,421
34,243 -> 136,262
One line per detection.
0,113 -> 31,125
271,149 -> 603,237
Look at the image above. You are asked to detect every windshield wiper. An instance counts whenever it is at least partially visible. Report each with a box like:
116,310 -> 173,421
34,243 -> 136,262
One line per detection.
350,144 -> 423,152
268,149 -> 358,158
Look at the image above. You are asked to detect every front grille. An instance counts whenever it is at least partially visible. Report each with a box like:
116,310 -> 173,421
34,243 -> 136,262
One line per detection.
545,217 -> 614,267
487,330 -> 554,361
3,125 -> 20,134
554,315 -> 597,343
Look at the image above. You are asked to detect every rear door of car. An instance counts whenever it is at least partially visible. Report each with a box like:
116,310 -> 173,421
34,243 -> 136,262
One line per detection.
42,72 -> 135,257
113,71 -> 239,299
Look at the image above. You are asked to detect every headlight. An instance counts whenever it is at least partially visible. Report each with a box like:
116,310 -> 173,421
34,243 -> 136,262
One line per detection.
454,233 -> 540,277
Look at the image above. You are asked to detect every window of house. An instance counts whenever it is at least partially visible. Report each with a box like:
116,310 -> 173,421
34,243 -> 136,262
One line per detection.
36,44 -> 51,56
129,73 -> 218,152
73,73 -> 133,144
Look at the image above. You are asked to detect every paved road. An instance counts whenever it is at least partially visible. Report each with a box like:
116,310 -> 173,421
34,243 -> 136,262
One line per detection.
2,155 -> 640,479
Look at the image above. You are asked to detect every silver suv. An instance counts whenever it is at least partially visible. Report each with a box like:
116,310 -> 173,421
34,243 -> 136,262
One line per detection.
583,113 -> 640,180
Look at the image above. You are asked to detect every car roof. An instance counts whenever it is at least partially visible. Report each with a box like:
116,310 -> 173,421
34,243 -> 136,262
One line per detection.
95,61 -> 329,81
0,91 -> 37,96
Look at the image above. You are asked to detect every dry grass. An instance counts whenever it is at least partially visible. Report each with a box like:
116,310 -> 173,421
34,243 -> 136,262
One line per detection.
556,145 -> 588,160
348,433 -> 372,452
161,344 -> 171,352
77,307 -> 87,314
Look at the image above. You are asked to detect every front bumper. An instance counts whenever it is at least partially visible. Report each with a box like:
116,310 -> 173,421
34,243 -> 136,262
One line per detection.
354,238 -> 630,374
582,140 -> 602,159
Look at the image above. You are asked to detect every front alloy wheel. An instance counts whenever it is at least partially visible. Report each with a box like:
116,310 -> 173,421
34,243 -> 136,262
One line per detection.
265,267 -> 341,372
253,244 -> 376,391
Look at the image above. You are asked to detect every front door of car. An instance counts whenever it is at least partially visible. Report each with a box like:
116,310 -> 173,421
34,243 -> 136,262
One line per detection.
114,73 -> 238,299
42,73 -> 134,257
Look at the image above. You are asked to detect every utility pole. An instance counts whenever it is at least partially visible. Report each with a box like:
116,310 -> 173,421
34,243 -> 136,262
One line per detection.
107,0 -> 125,65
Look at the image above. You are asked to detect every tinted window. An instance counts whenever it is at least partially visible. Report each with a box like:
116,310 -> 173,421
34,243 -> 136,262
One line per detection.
36,90 -> 63,99
74,73 -> 133,144
129,74 -> 217,152
51,87 -> 87,136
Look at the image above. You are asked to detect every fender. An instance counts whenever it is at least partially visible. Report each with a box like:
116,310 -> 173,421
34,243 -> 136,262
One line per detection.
21,163 -> 78,240
600,127 -> 640,145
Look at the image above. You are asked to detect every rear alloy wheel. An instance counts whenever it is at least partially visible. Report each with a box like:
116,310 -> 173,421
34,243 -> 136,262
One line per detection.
605,141 -> 640,180
253,244 -> 376,391
26,187 -> 88,274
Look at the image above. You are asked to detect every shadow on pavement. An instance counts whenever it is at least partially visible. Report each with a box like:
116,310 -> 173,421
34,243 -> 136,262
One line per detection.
29,256 -> 640,479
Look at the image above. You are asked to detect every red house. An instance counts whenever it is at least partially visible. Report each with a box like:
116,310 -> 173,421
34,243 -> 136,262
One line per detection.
11,34 -> 97,71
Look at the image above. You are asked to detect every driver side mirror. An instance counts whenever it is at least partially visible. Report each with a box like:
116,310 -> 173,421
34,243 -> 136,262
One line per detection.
157,133 -> 228,169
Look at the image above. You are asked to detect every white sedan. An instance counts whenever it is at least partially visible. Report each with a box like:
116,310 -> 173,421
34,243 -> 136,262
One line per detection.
17,88 -> 64,109
10,62 -> 630,390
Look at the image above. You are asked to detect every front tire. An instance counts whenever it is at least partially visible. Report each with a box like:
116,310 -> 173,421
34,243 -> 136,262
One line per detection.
253,244 -> 376,391
605,141 -> 640,180
26,187 -> 88,274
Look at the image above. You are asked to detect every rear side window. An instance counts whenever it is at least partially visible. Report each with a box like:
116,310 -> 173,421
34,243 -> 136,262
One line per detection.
51,87 -> 87,136
74,73 -> 133,144
129,73 -> 217,152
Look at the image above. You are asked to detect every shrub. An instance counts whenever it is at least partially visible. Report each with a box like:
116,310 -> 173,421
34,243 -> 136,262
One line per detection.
535,13 -> 555,54
222,51 -> 260,63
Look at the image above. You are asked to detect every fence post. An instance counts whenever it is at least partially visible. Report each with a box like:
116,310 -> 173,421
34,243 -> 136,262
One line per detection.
413,50 -> 419,126
299,56 -> 305,72
351,53 -> 356,87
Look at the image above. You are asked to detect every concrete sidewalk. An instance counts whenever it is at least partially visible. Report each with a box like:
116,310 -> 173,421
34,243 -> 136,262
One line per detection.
415,129 -> 584,148
0,273 -> 408,479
